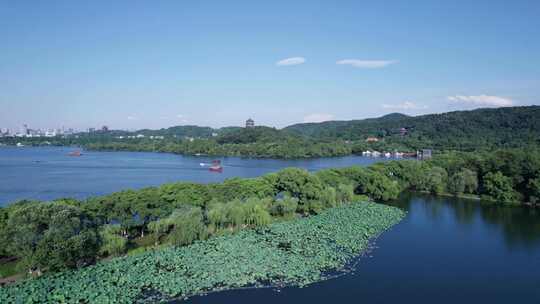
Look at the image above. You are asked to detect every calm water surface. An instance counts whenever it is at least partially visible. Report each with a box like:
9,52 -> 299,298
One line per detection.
0,146 -> 385,205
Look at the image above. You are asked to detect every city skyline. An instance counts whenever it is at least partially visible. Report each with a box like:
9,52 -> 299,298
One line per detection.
1,1 -> 539,130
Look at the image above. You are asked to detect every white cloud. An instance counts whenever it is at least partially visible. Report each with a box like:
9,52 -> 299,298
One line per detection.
382,101 -> 428,110
176,115 -> 188,123
336,59 -> 397,69
447,95 -> 514,107
303,113 -> 335,123
127,115 -> 138,120
276,57 -> 306,66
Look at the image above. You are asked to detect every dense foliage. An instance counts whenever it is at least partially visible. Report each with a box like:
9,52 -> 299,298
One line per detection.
2,202 -> 99,273
83,137 -> 354,159
0,202 -> 405,303
285,106 -> 540,151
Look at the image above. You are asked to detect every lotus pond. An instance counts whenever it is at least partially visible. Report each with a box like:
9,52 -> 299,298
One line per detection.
0,202 -> 404,303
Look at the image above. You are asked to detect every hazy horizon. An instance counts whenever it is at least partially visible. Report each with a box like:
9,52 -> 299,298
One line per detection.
1,1 -> 539,130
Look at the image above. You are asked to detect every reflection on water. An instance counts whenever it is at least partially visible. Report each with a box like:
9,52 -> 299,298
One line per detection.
391,193 -> 540,249
479,203 -> 540,249
183,194 -> 540,304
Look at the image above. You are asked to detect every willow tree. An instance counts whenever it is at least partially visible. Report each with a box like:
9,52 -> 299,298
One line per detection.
243,198 -> 271,227
166,207 -> 208,246
98,224 -> 127,257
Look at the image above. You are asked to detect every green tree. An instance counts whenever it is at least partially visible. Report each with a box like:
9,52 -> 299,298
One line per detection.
527,177 -> 540,204
356,170 -> 401,201
147,218 -> 171,246
268,196 -> 298,218
207,202 -> 228,230
225,199 -> 248,229
483,171 -> 518,203
243,198 -> 272,227
98,225 -> 128,257
320,187 -> 337,209
315,169 -> 351,188
166,207 -> 208,246
4,203 -> 99,273
421,166 -> 448,194
0,208 -> 9,257
462,169 -> 479,194
269,168 -> 325,213
448,169 -> 478,195
336,184 -> 355,204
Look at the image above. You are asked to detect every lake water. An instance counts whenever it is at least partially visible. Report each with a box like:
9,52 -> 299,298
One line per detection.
2,147 -> 539,303
0,146 -> 386,206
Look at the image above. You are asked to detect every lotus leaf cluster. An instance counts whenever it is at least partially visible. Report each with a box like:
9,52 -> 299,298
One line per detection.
0,202 -> 404,303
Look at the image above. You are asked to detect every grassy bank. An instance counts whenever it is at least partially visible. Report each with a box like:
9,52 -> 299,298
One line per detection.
0,202 -> 404,303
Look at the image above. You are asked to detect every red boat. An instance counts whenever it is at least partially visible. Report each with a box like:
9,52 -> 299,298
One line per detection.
208,160 -> 223,172
68,150 -> 82,157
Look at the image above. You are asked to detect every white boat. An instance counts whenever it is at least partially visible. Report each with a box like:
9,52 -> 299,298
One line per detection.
16,143 -> 24,147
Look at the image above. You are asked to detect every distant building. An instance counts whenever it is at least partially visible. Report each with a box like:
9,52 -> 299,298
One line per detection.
45,129 -> 56,137
365,137 -> 379,142
245,118 -> 255,128
88,128 -> 96,133
399,127 -> 407,136
21,124 -> 29,136
101,126 -> 109,132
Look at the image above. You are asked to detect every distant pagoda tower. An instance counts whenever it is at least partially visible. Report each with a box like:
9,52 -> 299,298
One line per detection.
245,118 -> 255,128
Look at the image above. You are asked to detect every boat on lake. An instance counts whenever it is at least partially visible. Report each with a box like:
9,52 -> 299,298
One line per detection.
208,160 -> 223,172
68,150 -> 82,157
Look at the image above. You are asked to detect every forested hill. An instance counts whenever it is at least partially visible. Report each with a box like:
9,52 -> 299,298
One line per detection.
135,125 -> 215,138
284,106 -> 540,150
73,125 -> 241,140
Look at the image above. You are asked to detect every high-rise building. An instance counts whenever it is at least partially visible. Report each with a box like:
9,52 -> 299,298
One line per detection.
21,124 -> 28,135
245,118 -> 255,128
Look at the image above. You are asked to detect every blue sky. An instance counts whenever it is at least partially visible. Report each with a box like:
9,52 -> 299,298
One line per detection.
1,0 -> 539,130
